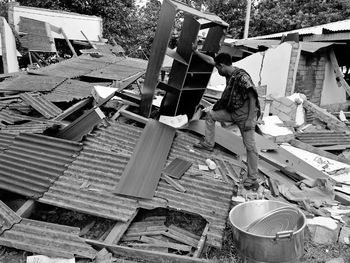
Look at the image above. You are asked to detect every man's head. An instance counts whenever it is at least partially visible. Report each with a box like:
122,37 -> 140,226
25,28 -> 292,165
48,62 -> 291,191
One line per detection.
214,53 -> 232,76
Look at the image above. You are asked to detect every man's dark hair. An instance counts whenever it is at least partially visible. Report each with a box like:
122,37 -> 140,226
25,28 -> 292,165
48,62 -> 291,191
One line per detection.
214,53 -> 232,66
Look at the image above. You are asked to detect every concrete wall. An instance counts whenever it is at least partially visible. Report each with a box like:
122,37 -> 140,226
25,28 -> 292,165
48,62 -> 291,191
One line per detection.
10,5 -> 102,41
233,42 -> 292,97
294,52 -> 326,105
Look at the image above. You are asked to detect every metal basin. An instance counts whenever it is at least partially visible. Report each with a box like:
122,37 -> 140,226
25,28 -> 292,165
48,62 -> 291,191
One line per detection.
229,200 -> 306,263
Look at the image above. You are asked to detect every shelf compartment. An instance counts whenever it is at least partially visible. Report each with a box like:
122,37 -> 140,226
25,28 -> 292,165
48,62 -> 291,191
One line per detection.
166,48 -> 188,65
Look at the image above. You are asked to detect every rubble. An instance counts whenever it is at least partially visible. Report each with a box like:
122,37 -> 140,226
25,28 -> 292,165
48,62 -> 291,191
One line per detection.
0,0 -> 350,262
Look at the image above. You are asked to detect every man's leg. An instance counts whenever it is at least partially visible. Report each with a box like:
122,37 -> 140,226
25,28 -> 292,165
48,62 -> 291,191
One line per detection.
237,121 -> 259,180
195,109 -> 233,149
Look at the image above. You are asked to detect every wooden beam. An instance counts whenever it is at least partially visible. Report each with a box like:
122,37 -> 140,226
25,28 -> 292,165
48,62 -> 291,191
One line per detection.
54,97 -> 92,121
289,139 -> 350,165
81,30 -> 97,49
161,174 -> 186,192
61,28 -> 78,57
329,49 -> 350,96
120,109 -> 148,124
16,199 -> 36,218
193,223 -> 209,258
86,239 -> 210,263
103,209 -> 139,244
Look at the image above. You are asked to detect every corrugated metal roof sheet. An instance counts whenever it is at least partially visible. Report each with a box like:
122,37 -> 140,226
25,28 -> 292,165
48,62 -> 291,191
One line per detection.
0,218 -> 97,259
0,122 -> 57,134
300,42 -> 337,53
295,131 -> 350,146
0,200 -> 21,234
40,121 -> 233,248
0,132 -> 16,150
303,31 -> 350,42
0,74 -> 66,92
252,18 -> 350,40
28,55 -> 123,78
20,93 -> 63,119
0,109 -> 31,124
8,101 -> 32,114
43,79 -> 93,102
82,57 -> 147,81
0,133 -> 83,199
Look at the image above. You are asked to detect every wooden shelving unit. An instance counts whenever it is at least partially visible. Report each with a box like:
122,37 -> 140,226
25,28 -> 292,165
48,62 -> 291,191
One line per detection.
140,0 -> 228,118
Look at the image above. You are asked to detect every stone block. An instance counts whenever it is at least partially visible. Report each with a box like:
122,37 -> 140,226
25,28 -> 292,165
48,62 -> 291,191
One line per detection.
338,226 -> 350,244
307,217 -> 340,244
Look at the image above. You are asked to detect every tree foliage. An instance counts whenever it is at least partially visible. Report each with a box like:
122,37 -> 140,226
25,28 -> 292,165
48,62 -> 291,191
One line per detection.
249,0 -> 350,37
11,0 -> 350,56
194,0 -> 350,38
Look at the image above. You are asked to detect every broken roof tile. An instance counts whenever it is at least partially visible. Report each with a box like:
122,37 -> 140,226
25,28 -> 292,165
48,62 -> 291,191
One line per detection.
0,133 -> 83,199
0,74 -> 66,92
0,122 -> 58,134
0,218 -> 97,259
40,121 -> 233,248
0,200 -> 21,234
20,93 -> 62,119
43,79 -> 93,102
28,55 -> 123,78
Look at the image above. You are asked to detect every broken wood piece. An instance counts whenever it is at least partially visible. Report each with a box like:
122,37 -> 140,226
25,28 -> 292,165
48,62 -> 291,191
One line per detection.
267,178 -> 280,197
162,158 -> 192,179
329,49 -> 350,96
139,236 -> 192,252
81,30 -> 97,49
103,209 -> 139,244
161,174 -> 186,193
95,248 -> 113,263
193,223 -> 209,258
124,230 -> 166,238
86,239 -> 210,263
79,220 -> 96,237
15,199 -> 35,218
163,225 -> 199,247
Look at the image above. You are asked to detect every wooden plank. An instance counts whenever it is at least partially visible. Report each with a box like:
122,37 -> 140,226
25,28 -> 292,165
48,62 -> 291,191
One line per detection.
86,239 -> 210,263
138,236 -> 192,252
120,109 -> 148,124
104,209 -> 139,244
140,0 -> 177,117
114,120 -> 176,199
259,148 -> 329,181
193,223 -> 209,258
15,199 -> 35,218
163,157 -> 192,179
161,174 -> 186,192
168,225 -> 200,241
185,120 -> 277,156
289,139 -> 350,165
329,49 -> 350,96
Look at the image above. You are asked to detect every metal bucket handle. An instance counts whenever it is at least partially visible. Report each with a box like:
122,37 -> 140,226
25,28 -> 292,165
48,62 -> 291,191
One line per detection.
274,230 -> 294,241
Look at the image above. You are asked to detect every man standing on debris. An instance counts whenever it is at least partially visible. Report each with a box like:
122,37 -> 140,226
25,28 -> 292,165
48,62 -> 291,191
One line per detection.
192,48 -> 261,190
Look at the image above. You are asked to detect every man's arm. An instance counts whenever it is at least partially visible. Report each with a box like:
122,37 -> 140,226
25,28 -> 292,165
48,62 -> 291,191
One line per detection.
192,42 -> 216,65
244,89 -> 258,131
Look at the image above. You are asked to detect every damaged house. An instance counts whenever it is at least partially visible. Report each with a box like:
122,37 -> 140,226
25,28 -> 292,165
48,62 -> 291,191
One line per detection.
0,0 -> 350,262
